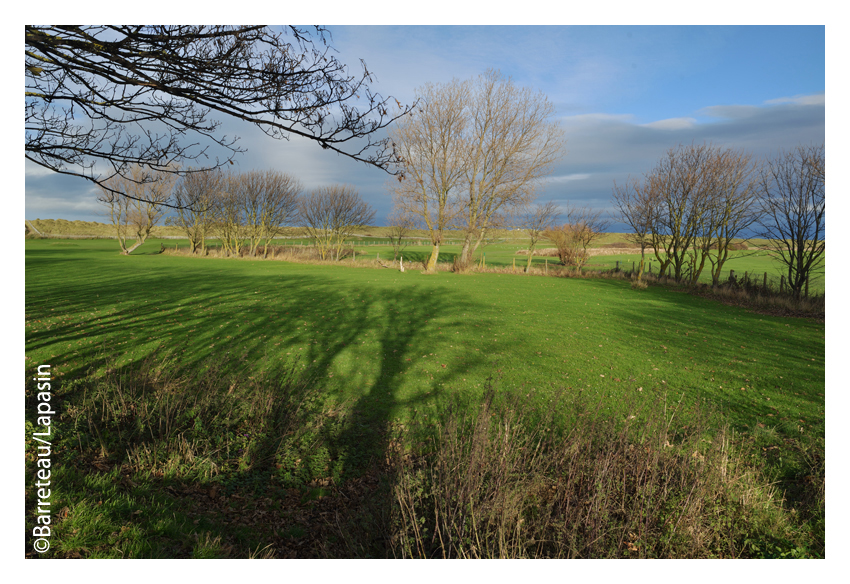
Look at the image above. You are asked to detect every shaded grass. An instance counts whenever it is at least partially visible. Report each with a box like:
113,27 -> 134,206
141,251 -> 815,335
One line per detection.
24,354 -> 376,558
25,357 -> 823,558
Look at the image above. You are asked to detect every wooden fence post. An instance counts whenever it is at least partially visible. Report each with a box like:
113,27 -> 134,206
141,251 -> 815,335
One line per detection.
780,275 -> 785,293
763,272 -> 768,291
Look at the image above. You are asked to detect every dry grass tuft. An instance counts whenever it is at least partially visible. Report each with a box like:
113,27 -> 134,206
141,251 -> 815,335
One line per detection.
388,382 -> 809,558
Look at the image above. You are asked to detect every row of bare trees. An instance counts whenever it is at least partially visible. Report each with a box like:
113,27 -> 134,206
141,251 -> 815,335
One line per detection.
169,169 -> 302,257
99,167 -> 374,259
612,143 -> 824,299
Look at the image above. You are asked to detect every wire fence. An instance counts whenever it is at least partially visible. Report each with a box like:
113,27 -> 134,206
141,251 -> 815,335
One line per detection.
603,259 -> 823,297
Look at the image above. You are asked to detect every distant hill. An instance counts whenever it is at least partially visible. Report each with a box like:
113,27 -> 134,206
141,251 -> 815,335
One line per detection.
26,218 -> 184,239
24,218 -> 767,249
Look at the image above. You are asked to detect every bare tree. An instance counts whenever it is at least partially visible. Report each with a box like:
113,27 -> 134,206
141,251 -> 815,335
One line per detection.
518,201 -> 559,273
755,144 -> 825,299
98,165 -> 176,254
25,26 -> 413,204
611,177 -> 655,280
211,173 -> 245,257
391,70 -> 563,272
690,148 -> 759,287
544,206 -> 609,270
258,172 -> 303,259
389,80 -> 470,272
171,169 -> 223,254
387,206 -> 416,261
646,143 -> 720,281
455,70 -> 564,266
617,145 -> 761,286
300,185 -> 376,261
240,170 -> 302,257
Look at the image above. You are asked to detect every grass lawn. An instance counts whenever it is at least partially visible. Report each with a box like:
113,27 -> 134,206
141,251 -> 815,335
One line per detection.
25,237 -> 826,558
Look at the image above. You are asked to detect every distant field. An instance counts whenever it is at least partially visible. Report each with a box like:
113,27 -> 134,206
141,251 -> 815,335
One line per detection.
146,233 -> 823,294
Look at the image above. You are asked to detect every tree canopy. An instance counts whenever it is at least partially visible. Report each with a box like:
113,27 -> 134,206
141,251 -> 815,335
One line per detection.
25,25 -> 412,200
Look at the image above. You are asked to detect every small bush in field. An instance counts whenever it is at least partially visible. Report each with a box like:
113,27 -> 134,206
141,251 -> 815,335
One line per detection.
451,254 -> 471,273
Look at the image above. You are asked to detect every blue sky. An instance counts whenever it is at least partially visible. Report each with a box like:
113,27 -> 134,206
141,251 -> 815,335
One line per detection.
24,24 -> 826,230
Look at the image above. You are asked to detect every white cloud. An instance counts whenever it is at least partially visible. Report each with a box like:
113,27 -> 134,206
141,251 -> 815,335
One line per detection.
764,93 -> 825,106
25,160 -> 56,178
547,173 -> 591,183
27,194 -> 103,215
641,117 -> 698,130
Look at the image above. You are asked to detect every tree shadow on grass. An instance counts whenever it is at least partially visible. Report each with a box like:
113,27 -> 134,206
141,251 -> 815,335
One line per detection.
26,242 -> 501,557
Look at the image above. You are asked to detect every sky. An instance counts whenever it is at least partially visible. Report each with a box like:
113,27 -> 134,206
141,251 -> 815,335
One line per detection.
23,24 -> 827,231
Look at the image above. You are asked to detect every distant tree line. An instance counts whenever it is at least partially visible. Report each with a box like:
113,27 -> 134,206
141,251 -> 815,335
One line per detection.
98,166 -> 374,260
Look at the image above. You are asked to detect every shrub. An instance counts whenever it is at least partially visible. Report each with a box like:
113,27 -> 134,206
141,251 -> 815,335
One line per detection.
389,380 -> 817,558
451,254 -> 471,273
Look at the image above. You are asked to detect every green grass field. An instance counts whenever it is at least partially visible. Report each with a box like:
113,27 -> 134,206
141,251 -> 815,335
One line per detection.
26,237 -> 825,428
24,237 -> 826,558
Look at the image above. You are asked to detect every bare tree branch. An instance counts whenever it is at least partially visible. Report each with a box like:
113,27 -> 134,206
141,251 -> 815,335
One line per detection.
26,25 -> 413,206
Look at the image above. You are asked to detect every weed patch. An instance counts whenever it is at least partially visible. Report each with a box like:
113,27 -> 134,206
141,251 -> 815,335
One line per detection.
389,380 -> 825,559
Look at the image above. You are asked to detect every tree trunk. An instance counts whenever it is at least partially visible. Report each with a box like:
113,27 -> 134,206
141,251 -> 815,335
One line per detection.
459,236 -> 473,265
426,242 -> 441,272
690,253 -> 708,287
124,239 -> 145,255
469,228 -> 487,261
